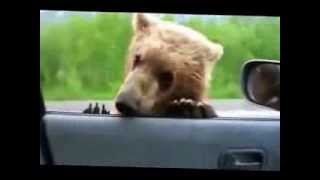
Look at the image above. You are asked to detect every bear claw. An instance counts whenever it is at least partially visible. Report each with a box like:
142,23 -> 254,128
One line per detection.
166,98 -> 218,118
83,102 -> 110,115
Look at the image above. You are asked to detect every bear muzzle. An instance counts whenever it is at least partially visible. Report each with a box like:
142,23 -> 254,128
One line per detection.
115,91 -> 140,116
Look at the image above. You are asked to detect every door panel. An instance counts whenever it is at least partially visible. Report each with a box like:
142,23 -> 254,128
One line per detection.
43,112 -> 280,170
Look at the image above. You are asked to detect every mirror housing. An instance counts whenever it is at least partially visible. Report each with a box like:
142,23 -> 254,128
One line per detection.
241,59 -> 280,111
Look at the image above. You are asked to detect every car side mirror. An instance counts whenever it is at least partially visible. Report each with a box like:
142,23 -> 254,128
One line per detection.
241,59 -> 280,111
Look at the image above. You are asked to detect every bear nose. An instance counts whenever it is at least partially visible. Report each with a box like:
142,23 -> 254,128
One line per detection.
115,93 -> 138,116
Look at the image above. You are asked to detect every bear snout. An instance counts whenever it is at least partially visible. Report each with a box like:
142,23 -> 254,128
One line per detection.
115,92 -> 139,116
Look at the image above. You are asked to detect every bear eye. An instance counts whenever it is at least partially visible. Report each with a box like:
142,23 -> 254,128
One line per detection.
158,71 -> 174,92
132,54 -> 142,70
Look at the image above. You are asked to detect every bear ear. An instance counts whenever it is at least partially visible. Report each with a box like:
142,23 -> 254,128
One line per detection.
132,13 -> 156,32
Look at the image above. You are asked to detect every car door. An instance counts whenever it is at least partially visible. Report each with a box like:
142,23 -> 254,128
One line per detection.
40,94 -> 279,171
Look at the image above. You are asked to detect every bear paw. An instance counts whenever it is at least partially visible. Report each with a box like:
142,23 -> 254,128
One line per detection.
165,98 -> 218,118
82,102 -> 110,115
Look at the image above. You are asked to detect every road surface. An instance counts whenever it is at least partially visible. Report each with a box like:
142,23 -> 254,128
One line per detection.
45,99 -> 280,118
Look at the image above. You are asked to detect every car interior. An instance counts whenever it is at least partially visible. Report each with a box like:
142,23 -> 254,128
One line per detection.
39,2 -> 280,173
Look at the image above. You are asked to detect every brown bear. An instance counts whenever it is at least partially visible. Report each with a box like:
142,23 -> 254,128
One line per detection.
84,13 -> 223,118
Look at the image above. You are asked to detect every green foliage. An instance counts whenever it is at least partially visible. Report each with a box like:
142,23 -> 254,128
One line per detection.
40,14 -> 280,100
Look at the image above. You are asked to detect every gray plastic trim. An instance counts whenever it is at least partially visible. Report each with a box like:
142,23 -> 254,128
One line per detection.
44,114 -> 280,171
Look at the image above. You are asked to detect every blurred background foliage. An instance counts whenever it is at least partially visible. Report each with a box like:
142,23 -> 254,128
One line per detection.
40,12 -> 280,100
